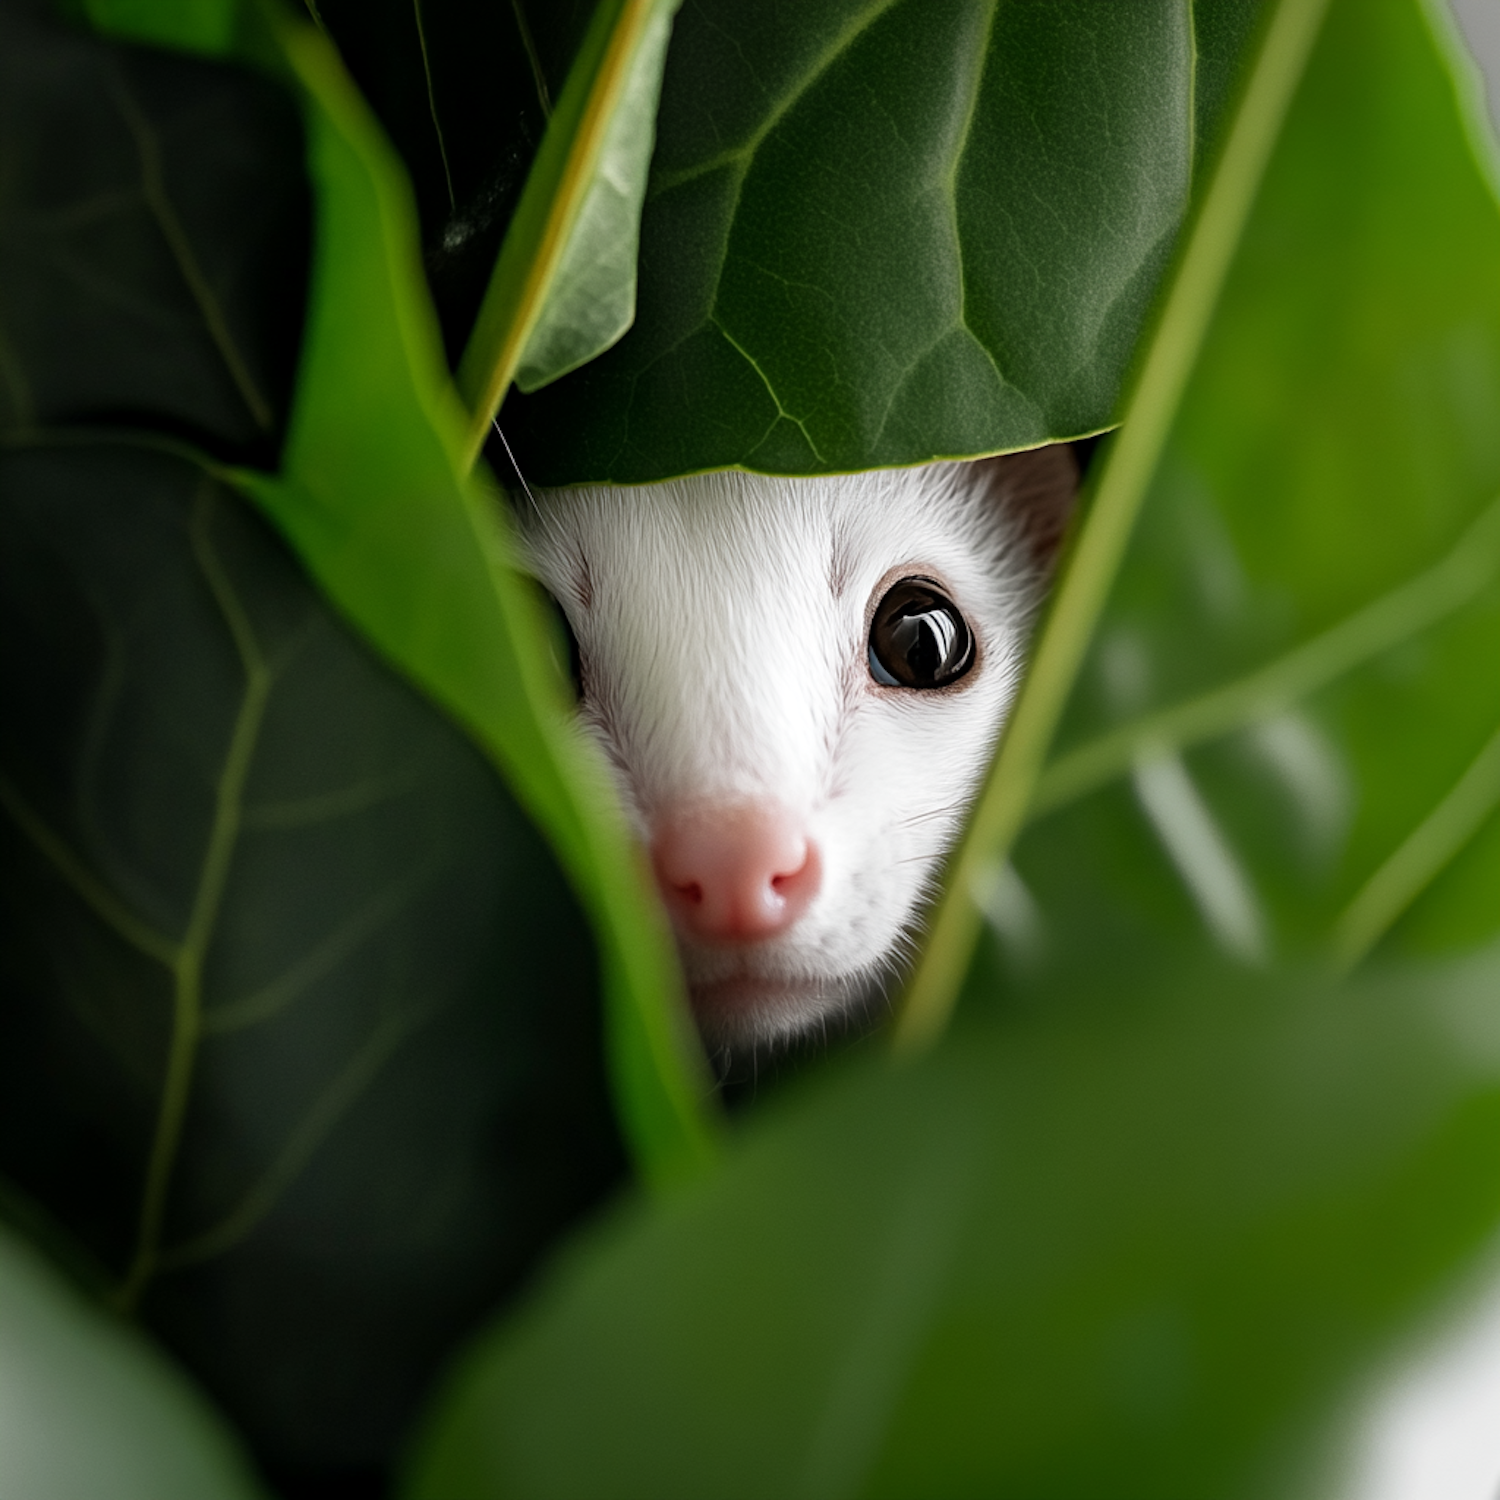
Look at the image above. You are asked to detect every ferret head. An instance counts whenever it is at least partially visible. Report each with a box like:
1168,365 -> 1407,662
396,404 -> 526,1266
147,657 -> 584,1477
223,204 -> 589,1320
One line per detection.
517,448 -> 1077,1047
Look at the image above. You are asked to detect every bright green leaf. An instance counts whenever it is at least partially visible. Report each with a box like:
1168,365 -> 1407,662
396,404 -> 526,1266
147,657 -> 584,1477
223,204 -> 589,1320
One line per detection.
248,9 -> 717,1184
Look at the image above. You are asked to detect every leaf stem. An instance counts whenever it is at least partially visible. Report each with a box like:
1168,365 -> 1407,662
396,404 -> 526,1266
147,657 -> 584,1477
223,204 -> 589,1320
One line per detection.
1332,721 -> 1500,973
454,0 -> 657,469
891,0 -> 1333,1055
1030,490 -> 1500,820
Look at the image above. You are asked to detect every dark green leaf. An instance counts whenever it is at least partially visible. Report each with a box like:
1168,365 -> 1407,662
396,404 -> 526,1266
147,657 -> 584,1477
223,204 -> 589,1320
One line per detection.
0,0 -> 309,464
0,440 -> 625,1482
503,0 -> 1262,484
0,7 -> 653,1486
0,1221 -> 266,1499
79,0 -> 718,1186
307,0 -> 596,363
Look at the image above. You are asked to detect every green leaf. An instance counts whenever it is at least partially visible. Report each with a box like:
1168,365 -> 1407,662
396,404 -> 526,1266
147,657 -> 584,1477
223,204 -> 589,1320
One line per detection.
510,0 -> 678,394
0,0 -> 308,460
1,440 -> 622,1475
73,0 -> 720,1182
249,8 -> 717,1181
0,1221 -> 267,1500
455,0 -> 684,458
1,0 -> 708,1482
502,0 -> 1262,484
401,950 -> 1500,1499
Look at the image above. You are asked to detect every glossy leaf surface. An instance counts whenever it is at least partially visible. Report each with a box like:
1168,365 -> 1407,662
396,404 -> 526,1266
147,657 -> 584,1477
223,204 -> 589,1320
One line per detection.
502,0 -> 1261,484
0,1223 -> 266,1500
402,0 -> 1500,1494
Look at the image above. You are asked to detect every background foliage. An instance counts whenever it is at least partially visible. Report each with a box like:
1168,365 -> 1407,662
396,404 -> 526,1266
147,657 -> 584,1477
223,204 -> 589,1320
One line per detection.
3,0 -> 1500,1497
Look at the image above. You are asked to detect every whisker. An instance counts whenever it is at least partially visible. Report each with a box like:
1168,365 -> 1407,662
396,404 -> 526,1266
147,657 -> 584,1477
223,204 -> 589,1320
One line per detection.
492,420 -> 541,516
894,800 -> 968,830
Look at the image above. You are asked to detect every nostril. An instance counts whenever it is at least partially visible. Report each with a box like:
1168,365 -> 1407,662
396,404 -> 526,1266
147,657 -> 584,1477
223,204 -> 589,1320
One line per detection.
651,801 -> 820,942
771,849 -> 815,898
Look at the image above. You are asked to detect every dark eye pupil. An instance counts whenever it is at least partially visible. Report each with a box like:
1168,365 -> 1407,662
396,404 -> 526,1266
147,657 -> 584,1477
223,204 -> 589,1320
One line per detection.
868,580 -> 974,689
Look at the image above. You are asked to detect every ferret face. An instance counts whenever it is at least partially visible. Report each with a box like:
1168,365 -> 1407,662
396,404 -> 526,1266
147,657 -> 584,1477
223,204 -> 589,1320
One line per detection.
518,451 -> 1076,1047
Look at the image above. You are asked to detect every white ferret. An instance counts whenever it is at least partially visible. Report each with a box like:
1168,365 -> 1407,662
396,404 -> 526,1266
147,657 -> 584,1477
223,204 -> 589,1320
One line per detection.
518,446 -> 1079,1047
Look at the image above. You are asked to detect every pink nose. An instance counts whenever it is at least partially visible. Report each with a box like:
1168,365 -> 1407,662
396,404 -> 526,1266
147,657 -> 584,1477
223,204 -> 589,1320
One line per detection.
651,802 -> 820,942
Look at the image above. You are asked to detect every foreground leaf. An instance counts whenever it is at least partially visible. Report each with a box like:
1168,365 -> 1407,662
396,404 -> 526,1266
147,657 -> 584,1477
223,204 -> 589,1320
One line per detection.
0,440 -> 623,1480
0,1222 -> 265,1500
403,948 -> 1500,1499
77,0 -> 717,1180
504,0 -> 1261,484
0,2 -> 689,1485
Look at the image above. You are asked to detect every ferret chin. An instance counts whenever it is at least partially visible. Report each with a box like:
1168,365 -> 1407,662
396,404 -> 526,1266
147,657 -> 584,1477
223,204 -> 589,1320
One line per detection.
517,447 -> 1078,1048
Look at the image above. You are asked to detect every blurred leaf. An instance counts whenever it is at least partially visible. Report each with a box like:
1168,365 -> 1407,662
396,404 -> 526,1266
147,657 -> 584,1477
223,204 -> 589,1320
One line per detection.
402,950 -> 1500,1499
455,0 -> 683,458
502,0 -> 1263,485
401,0 -> 1500,1494
0,1220 -> 266,1500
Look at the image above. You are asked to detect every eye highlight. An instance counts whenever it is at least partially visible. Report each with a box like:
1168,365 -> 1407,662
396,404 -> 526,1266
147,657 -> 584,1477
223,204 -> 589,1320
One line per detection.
868,578 -> 974,689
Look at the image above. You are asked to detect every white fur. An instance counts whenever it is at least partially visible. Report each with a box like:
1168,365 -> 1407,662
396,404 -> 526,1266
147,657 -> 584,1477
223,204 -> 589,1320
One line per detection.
518,462 -> 1047,1044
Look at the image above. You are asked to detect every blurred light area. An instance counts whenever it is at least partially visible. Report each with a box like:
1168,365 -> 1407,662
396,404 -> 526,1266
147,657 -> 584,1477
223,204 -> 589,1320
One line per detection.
1451,0 -> 1500,136
1336,1252 -> 1500,1500
1131,749 -> 1270,963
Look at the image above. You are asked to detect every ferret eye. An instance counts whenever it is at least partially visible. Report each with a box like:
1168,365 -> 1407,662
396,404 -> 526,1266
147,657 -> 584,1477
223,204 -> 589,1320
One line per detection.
868,579 -> 974,689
